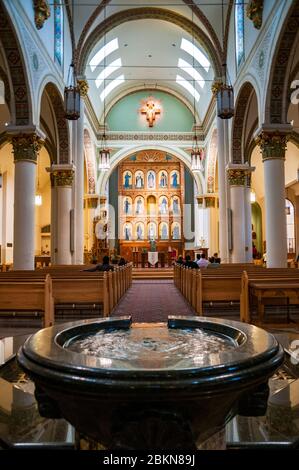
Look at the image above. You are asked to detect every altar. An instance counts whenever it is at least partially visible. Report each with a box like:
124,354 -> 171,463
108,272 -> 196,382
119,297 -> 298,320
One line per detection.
148,251 -> 158,267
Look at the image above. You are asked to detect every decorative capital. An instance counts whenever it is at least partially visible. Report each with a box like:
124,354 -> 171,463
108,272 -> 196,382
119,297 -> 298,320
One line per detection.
226,164 -> 255,186
77,79 -> 89,97
205,196 -> 216,208
50,164 -> 75,187
33,0 -> 51,30
211,80 -> 223,96
10,133 -> 44,163
255,131 -> 288,161
85,194 -> 99,209
246,0 -> 264,30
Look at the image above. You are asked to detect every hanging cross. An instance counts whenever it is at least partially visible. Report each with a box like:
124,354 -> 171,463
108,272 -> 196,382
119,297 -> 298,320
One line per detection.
140,98 -> 161,127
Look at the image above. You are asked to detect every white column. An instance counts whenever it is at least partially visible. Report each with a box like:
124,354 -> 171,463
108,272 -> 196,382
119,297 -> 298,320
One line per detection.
9,132 -> 44,270
216,117 -> 229,262
13,161 -> 36,270
50,178 -> 58,264
51,165 -> 75,265
264,158 -> 287,267
256,128 -> 289,268
244,183 -> 253,263
227,165 -> 254,263
74,79 -> 89,264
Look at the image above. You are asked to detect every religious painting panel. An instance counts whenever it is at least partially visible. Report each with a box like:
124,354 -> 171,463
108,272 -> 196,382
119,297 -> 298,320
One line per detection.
123,170 -> 133,189
147,195 -> 157,216
123,196 -> 133,215
159,222 -> 169,240
123,222 -> 133,241
135,222 -> 145,241
159,195 -> 169,215
171,222 -> 181,240
147,170 -> 156,190
135,196 -> 144,215
170,170 -> 180,188
171,196 -> 180,215
147,222 -> 157,240
158,170 -> 168,188
134,170 -> 144,189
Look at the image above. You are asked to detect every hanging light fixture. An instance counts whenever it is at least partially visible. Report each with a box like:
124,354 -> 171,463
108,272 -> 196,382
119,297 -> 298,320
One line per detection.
215,1 -> 234,119
64,62 -> 80,120
98,3 -> 110,171
191,135 -> 203,172
190,5 -> 203,173
64,1 -> 80,120
35,160 -> 42,206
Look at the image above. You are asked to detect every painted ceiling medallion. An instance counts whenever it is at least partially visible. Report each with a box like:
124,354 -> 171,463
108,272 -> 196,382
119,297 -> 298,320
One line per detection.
140,96 -> 162,128
33,0 -> 51,30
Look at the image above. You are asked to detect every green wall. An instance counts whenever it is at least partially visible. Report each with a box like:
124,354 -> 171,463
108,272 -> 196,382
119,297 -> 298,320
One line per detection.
107,90 -> 194,132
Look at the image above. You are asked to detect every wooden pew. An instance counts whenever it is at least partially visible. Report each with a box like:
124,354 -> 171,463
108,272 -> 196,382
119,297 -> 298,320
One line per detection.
240,270 -> 299,323
0,263 -> 133,320
0,274 -> 54,327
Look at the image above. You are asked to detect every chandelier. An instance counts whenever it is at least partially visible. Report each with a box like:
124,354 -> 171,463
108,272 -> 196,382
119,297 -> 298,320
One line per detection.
216,1 -> 234,119
191,135 -> 203,172
98,133 -> 110,171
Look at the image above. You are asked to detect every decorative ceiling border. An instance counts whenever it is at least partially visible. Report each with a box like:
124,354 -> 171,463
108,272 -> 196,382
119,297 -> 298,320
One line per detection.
102,132 -> 205,143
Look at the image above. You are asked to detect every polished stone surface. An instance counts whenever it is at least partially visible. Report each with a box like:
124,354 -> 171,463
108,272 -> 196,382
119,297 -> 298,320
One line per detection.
0,335 -> 74,448
1,325 -> 298,449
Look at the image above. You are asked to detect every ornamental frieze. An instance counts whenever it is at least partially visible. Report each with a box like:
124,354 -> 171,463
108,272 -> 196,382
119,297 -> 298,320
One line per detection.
10,133 -> 44,163
104,133 -> 204,142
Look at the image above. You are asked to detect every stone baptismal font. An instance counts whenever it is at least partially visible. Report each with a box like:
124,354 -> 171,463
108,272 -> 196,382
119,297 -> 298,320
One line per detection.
18,316 -> 284,449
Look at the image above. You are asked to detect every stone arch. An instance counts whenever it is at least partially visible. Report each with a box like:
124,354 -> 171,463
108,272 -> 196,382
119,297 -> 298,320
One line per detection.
77,7 -> 222,77
84,128 -> 96,194
266,0 -> 299,124
98,145 -> 204,197
39,82 -> 70,164
0,2 -> 32,125
232,82 -> 259,163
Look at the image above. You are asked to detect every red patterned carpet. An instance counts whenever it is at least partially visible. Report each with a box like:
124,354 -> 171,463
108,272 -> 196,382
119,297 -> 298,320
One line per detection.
112,280 -> 196,322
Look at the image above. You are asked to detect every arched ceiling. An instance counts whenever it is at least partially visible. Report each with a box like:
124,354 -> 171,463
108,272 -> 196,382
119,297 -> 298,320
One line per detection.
70,1 -> 230,126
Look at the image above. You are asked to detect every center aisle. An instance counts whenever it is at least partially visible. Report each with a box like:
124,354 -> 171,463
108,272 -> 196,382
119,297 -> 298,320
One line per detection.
112,280 -> 196,322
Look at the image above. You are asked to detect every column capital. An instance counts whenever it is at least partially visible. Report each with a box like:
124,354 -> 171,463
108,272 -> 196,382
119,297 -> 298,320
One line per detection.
226,163 -> 255,186
196,194 -> 218,208
84,194 -> 99,209
49,164 -> 75,187
8,129 -> 45,164
211,79 -> 224,96
254,124 -> 292,162
77,79 -> 89,97
33,0 -> 51,30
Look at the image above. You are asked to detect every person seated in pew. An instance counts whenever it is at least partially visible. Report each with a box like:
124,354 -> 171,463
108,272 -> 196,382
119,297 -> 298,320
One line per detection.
118,257 -> 127,266
83,255 -> 114,272
197,253 -> 210,269
184,255 -> 199,269
176,256 -> 184,265
208,252 -> 221,264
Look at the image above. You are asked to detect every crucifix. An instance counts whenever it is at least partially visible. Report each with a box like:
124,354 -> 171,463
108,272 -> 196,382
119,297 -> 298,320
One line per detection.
140,98 -> 161,127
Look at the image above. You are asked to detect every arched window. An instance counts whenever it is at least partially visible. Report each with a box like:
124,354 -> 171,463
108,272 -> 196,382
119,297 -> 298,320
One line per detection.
286,199 -> 295,253
235,1 -> 244,68
54,1 -> 64,67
